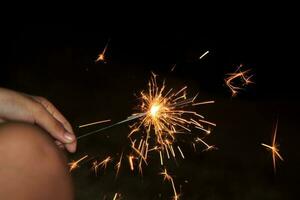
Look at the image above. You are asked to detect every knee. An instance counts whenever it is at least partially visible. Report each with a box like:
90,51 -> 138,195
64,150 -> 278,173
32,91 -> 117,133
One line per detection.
0,122 -> 73,199
0,122 -> 67,167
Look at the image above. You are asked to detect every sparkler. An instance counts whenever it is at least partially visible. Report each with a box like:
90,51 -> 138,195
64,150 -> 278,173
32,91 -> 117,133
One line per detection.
76,73 -> 216,199
96,39 -> 110,63
79,119 -> 111,128
70,34 -> 266,199
127,73 -> 216,171
261,118 -> 284,173
224,64 -> 254,96
77,113 -> 145,140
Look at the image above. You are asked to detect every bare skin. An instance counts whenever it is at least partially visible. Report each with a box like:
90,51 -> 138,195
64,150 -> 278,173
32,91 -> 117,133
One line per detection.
0,88 -> 76,199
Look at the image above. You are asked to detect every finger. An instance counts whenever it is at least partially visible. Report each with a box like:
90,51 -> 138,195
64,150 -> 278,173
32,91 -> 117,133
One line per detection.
55,140 -> 65,150
32,96 -> 77,152
32,96 -> 74,134
32,102 -> 76,153
64,143 -> 77,153
55,140 -> 75,153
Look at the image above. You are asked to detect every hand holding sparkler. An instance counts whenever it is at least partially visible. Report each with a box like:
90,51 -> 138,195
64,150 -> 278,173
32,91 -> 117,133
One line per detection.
0,87 -> 76,153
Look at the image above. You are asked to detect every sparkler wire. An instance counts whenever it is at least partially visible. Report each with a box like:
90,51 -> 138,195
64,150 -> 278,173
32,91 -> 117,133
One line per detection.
77,113 -> 146,140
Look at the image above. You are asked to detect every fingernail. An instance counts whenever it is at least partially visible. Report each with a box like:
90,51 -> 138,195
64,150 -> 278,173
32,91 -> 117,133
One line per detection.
64,132 -> 74,143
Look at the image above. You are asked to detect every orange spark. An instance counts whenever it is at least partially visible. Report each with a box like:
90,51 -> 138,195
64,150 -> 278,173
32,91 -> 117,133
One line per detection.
96,39 -> 110,63
160,168 -> 179,200
261,119 -> 284,173
195,137 -> 216,151
92,156 -> 112,175
115,153 -> 123,178
177,146 -> 185,159
69,155 -> 88,172
224,64 -> 254,96
128,155 -> 135,171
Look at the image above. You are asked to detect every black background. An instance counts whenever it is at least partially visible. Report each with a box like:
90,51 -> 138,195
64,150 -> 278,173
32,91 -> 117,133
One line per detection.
1,23 -> 299,199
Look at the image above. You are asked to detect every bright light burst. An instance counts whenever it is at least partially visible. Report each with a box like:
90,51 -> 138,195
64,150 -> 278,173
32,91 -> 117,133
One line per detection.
224,64 -> 254,96
261,118 -> 284,173
75,73 -> 216,199
127,73 -> 216,172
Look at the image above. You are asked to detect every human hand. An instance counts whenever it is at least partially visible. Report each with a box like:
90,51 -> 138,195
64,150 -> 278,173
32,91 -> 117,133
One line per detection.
0,87 -> 76,153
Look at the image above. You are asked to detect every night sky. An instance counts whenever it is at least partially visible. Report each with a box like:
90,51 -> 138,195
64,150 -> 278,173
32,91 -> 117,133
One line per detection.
1,23 -> 298,199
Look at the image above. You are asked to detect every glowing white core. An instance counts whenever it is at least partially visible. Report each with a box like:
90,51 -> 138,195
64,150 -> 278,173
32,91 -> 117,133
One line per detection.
150,104 -> 160,117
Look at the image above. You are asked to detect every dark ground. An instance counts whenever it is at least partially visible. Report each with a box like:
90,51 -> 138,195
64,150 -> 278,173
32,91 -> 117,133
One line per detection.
1,23 -> 299,199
